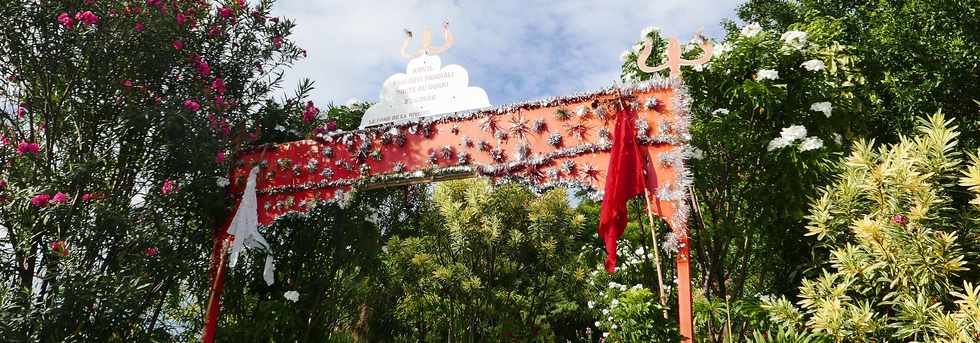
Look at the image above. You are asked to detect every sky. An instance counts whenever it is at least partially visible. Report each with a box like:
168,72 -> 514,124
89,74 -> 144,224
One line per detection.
272,0 -> 744,108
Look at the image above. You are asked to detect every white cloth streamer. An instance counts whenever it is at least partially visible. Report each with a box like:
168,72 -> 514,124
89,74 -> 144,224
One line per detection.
227,166 -> 275,286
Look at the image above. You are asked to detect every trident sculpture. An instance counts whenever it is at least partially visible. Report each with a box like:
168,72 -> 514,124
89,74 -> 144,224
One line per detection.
401,22 -> 455,59
637,33 -> 713,78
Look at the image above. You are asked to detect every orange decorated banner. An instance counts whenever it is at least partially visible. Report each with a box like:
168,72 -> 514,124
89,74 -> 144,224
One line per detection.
227,77 -> 693,237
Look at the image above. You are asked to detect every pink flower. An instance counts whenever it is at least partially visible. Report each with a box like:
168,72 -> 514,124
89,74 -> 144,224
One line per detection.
172,40 -> 183,50
211,77 -> 226,94
207,25 -> 222,38
51,192 -> 68,204
146,0 -> 162,7
325,120 -> 337,131
218,6 -> 233,18
161,179 -> 177,194
31,194 -> 51,207
17,106 -> 26,118
121,79 -> 133,88
145,246 -> 159,257
892,214 -> 909,226
81,193 -> 93,201
176,13 -> 187,26
194,59 -> 211,77
50,240 -> 69,257
216,151 -> 226,163
250,11 -> 265,22
0,179 -> 5,190
301,101 -> 319,123
182,100 -> 200,111
272,36 -> 283,49
16,141 -> 40,155
74,11 -> 99,26
134,22 -> 145,32
57,12 -> 75,28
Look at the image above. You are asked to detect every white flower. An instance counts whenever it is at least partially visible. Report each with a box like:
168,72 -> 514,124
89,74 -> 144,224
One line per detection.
274,125 -> 286,131
612,324 -> 618,329
833,133 -> 843,145
632,43 -> 644,52
780,30 -> 808,49
713,42 -> 733,58
799,136 -> 824,151
741,22 -> 762,37
634,247 -> 645,255
767,136 -> 793,151
810,101 -> 832,117
712,108 -> 730,116
801,59 -> 825,71
632,284 -> 644,290
216,176 -> 230,187
611,299 -> 620,307
603,332 -> 610,338
690,147 -> 704,160
641,26 -> 660,37
781,125 -> 808,141
757,69 -> 779,80
620,50 -> 631,62
283,291 -> 299,302
595,321 -> 601,327
588,301 -> 595,309
602,309 -> 610,315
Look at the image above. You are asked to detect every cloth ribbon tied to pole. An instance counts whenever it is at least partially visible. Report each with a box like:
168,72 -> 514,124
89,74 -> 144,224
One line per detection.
597,107 -> 646,273
227,166 -> 275,285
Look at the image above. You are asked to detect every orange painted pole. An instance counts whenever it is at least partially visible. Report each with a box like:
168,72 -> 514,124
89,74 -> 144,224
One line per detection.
676,236 -> 694,342
202,234 -> 229,343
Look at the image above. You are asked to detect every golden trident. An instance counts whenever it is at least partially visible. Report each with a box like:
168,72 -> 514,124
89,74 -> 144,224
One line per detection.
636,33 -> 713,78
401,22 -> 455,59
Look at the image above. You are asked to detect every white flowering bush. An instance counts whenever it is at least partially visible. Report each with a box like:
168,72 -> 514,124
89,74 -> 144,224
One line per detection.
618,20 -> 875,340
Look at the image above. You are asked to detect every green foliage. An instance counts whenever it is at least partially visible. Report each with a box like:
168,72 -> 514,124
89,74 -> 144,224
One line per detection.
382,179 -> 592,342
0,0 -> 310,340
596,287 -> 679,342
762,114 -> 980,341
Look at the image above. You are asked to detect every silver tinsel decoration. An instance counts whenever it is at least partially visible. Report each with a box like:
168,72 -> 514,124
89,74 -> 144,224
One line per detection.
462,135 -> 473,147
644,97 -> 658,109
546,168 -> 559,179
514,143 -> 531,161
547,132 -> 562,146
392,161 -> 406,173
575,105 -> 588,117
490,148 -> 505,162
495,130 -> 508,141
509,114 -> 530,140
595,105 -> 608,120
555,108 -> 570,121
322,147 -> 334,158
478,141 -> 491,151
480,116 -> 496,132
359,163 -> 371,175
532,118 -> 546,132
427,151 -> 438,165
560,160 -> 576,174
457,151 -> 470,165
441,145 -> 454,160
306,159 -> 319,172
321,168 -> 333,179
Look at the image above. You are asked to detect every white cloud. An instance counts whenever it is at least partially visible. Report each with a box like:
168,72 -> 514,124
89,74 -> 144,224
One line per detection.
272,0 -> 741,106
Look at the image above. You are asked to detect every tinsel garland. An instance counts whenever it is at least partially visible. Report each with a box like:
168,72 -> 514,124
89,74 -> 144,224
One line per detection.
235,75 -> 695,254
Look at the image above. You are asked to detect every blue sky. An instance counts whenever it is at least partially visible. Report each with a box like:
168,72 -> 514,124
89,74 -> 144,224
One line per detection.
273,0 -> 743,107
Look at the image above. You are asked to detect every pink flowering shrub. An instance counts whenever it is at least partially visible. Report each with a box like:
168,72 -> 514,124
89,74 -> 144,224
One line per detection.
0,0 -> 311,340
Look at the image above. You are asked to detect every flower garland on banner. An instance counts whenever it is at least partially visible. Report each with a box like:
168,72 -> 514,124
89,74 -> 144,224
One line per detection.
229,75 -> 694,255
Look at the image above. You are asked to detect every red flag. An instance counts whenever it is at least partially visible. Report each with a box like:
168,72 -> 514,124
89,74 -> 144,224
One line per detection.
598,107 -> 646,272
